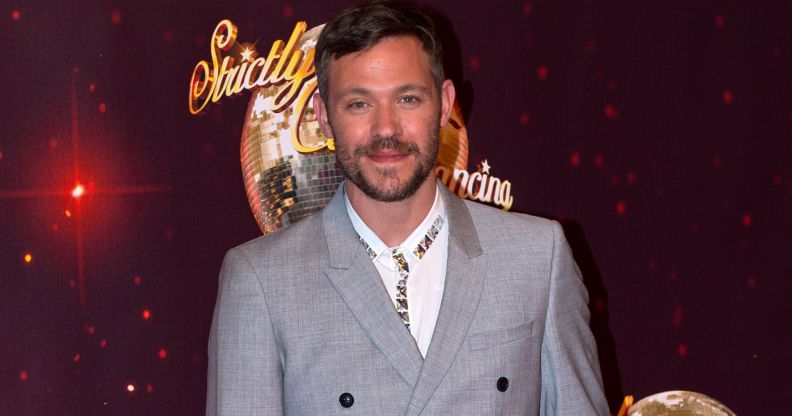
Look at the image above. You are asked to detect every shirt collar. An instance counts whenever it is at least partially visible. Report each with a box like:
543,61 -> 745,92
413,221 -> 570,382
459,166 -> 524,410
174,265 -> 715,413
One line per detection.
344,183 -> 447,269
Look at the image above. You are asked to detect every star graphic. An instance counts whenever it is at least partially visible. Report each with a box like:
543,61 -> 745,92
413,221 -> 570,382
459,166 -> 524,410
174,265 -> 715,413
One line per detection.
240,47 -> 255,62
479,159 -> 491,174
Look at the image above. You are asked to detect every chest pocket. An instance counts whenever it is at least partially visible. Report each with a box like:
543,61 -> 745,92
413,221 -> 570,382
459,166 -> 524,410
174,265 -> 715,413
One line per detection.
465,321 -> 533,351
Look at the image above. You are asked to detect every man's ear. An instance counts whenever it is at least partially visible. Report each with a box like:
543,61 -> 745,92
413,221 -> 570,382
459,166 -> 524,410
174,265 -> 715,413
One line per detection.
313,92 -> 334,138
439,79 -> 456,128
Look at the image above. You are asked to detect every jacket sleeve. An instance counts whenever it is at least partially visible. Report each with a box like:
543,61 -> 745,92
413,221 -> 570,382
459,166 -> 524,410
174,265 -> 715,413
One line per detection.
207,248 -> 284,416
539,221 -> 609,415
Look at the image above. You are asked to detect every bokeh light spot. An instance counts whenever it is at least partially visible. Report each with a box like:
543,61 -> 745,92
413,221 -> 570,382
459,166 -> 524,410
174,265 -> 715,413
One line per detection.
65,209 -> 72,218
99,339 -> 107,348
570,152 -> 581,167
282,4 -> 294,18
715,15 -> 724,28
73,353 -> 80,362
747,276 -> 757,289
142,309 -> 152,320
146,384 -> 154,394
468,56 -> 480,70
110,10 -> 122,25
98,102 -> 107,113
126,384 -> 135,392
133,275 -> 142,285
19,370 -> 28,381
593,154 -> 604,168
742,213 -> 752,227
603,104 -> 619,119
536,65 -> 548,80
615,200 -> 626,215
158,348 -> 167,359
722,90 -> 733,104
24,253 -> 32,263
518,112 -> 530,126
677,343 -> 688,358
522,3 -> 533,16
672,306 -> 683,327
11,10 -> 21,21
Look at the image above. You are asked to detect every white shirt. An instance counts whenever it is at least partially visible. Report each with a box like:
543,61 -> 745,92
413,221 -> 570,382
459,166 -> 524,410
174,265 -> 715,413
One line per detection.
345,185 -> 449,357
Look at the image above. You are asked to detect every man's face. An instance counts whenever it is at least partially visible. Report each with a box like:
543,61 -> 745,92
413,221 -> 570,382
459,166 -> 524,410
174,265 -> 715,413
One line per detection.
314,36 -> 455,202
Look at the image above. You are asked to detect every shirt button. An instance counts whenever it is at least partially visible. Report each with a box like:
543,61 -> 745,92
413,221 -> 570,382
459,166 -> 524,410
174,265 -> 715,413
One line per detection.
497,377 -> 509,392
339,392 -> 354,408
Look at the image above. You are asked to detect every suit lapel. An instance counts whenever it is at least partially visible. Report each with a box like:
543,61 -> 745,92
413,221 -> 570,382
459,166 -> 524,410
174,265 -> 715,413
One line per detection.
405,185 -> 487,416
322,187 -> 424,388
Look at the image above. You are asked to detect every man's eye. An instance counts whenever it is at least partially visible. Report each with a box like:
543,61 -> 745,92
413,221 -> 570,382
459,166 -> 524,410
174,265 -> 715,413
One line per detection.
348,102 -> 367,110
400,96 -> 420,104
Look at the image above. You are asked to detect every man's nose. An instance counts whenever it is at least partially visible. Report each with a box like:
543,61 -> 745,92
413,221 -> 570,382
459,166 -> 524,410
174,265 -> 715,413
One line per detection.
370,104 -> 402,139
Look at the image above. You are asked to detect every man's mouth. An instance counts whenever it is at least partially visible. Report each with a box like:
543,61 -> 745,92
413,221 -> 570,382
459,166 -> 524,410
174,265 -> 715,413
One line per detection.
367,149 -> 410,163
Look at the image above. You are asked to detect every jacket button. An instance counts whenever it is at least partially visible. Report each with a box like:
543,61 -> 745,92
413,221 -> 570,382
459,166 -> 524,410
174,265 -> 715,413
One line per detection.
497,377 -> 509,392
339,392 -> 354,408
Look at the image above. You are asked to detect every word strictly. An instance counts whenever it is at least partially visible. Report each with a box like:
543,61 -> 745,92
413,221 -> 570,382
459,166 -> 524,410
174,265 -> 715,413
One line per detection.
189,20 -> 315,115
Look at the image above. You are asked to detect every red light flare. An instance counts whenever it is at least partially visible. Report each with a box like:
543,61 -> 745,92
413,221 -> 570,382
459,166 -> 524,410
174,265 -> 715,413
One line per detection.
715,15 -> 724,29
19,370 -> 28,381
133,275 -> 142,285
522,3 -> 533,16
72,184 -> 85,198
158,348 -> 167,359
142,309 -> 152,320
0,68 -> 170,312
110,10 -> 122,26
11,10 -> 21,21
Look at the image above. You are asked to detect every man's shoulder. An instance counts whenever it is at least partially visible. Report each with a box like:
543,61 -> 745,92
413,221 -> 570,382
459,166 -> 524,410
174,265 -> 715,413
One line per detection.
231,210 -> 326,263
462,199 -> 558,242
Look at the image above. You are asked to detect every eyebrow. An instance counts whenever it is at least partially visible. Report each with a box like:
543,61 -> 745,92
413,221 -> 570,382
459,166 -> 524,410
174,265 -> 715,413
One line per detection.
335,84 -> 433,99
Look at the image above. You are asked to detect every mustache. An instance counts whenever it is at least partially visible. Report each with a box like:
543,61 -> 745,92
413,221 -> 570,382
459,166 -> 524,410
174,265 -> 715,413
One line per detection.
354,136 -> 420,157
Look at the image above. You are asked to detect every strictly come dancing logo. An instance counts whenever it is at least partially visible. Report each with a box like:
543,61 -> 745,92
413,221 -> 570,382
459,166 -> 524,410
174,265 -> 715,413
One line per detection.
188,20 -> 513,232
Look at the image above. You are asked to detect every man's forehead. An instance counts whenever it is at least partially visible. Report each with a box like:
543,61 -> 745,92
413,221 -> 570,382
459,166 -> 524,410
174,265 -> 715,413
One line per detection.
325,37 -> 432,86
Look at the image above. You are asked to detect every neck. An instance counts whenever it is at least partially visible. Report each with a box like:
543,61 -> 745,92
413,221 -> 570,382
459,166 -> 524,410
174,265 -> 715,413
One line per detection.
346,177 -> 437,247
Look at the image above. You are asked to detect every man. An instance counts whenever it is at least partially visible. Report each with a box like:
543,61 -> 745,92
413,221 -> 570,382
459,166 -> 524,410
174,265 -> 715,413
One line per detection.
207,1 -> 609,415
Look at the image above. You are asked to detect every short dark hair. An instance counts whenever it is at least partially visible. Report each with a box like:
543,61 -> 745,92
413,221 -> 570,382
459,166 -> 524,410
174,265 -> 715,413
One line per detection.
315,0 -> 444,104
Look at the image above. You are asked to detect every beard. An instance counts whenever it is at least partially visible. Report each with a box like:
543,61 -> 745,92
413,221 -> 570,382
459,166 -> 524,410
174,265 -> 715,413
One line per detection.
334,128 -> 440,202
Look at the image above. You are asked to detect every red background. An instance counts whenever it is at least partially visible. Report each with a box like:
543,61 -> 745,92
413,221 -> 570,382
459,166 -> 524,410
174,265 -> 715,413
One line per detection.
1,0 -> 790,414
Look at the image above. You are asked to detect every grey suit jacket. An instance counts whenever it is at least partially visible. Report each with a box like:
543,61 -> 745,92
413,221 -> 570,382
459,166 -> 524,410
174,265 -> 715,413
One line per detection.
207,184 -> 608,415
